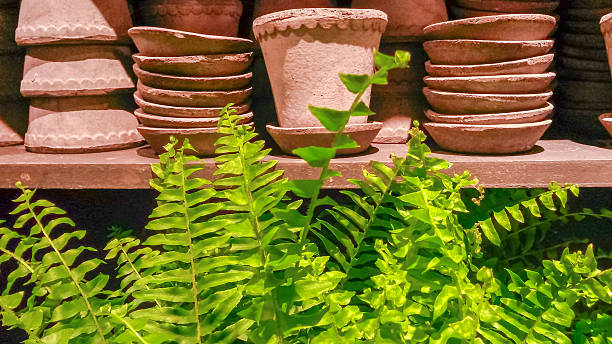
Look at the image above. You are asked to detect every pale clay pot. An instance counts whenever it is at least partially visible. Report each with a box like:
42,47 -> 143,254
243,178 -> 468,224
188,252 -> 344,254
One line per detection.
600,13 -> 612,79
253,8 -> 388,128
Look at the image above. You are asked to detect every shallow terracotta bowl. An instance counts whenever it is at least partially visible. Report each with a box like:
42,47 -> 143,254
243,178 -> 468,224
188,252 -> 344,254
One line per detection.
423,39 -> 553,65
134,108 -> 252,128
425,103 -> 553,125
133,65 -> 252,91
423,73 -> 555,94
134,92 -> 251,118
132,53 -> 253,77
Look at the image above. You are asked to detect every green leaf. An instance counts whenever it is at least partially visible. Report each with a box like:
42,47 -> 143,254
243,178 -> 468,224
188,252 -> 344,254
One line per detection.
394,50 -> 411,67
309,105 -> 351,132
334,134 -> 359,150
480,218 -> 501,246
433,285 -> 460,320
370,69 -> 389,85
339,73 -> 370,94
293,146 -> 337,168
351,102 -> 375,117
374,51 -> 395,69
286,180 -> 320,198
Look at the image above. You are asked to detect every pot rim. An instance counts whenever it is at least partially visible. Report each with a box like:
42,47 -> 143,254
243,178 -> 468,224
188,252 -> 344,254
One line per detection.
424,118 -> 552,129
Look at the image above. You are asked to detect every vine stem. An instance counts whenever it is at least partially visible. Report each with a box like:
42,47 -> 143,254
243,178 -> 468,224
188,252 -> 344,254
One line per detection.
118,245 -> 162,308
109,313 -> 151,344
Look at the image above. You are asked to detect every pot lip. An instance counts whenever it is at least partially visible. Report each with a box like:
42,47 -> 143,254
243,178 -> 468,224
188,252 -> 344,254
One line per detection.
424,39 -> 554,46
423,13 -> 556,34
426,102 -> 554,117
426,53 -> 554,69
423,87 -> 554,98
132,52 -> 253,63
601,12 -> 612,25
424,119 -> 552,129
599,113 -> 612,121
134,91 -> 252,111
424,72 -> 556,82
138,81 -> 253,96
253,8 -> 388,39
138,124 -> 249,134
134,107 -> 253,122
128,26 -> 254,44
133,64 -> 253,82
266,121 -> 383,134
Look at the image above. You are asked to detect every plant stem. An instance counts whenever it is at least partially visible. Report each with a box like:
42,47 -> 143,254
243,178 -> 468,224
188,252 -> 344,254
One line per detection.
109,313 -> 151,344
118,245 -> 162,308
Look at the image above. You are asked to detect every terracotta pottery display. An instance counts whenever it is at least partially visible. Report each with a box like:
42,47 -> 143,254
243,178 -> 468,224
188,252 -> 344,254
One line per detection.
425,103 -> 553,125
134,108 -> 252,128
0,54 -> 24,100
25,95 -> 143,153
138,81 -> 252,107
423,87 -> 553,114
15,0 -> 133,45
453,0 -> 559,14
423,14 -> 556,41
132,52 -> 253,77
425,54 -> 554,77
253,0 -> 337,18
351,0 -> 448,39
423,39 -> 554,65
138,0 -> 243,36
253,8 -> 387,128
599,113 -> 612,137
423,73 -> 556,94
0,102 -> 28,146
128,27 -> 254,57
266,122 -> 383,156
134,92 -> 251,118
0,7 -> 21,54
137,125 -> 242,156
133,65 -> 251,91
601,13 -> 612,76
21,45 -> 135,97
424,119 -> 552,154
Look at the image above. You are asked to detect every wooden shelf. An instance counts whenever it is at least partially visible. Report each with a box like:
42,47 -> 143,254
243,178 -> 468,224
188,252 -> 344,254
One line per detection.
0,140 -> 611,189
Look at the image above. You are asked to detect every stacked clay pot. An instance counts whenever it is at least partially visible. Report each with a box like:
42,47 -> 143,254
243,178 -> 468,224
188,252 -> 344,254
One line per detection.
555,1 -> 612,139
15,0 -> 143,153
421,14 -> 557,154
253,8 -> 387,156
448,0 -> 559,19
129,27 -> 255,156
600,11 -> 612,138
351,0 -> 448,143
0,0 -> 27,146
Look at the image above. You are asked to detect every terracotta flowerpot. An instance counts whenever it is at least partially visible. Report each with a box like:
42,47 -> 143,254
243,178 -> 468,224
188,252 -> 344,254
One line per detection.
0,102 -> 28,147
425,54 -> 554,77
25,95 -> 144,153
253,0 -> 337,18
132,52 -> 253,77
138,0 -> 243,36
0,7 -> 21,54
137,125 -> 244,156
21,45 -> 135,98
133,65 -> 252,91
425,103 -> 553,125
138,81 -> 252,107
0,54 -> 24,100
600,13 -> 612,78
599,113 -> 612,137
134,91 -> 251,118
253,8 -> 387,128
134,108 -> 252,128
423,73 -> 556,94
351,0 -> 447,40
423,39 -> 554,65
15,0 -> 133,45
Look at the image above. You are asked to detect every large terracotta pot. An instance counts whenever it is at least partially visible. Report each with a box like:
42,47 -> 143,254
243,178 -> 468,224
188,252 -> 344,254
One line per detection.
253,8 -> 387,128
15,0 -> 133,45
0,102 -> 28,147
352,0 -> 448,40
600,12 -> 612,78
253,0 -> 337,19
138,0 -> 243,36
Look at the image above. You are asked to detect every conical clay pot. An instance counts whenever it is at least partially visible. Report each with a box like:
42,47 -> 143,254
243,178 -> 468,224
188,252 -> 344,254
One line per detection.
138,0 -> 243,36
352,0 -> 448,40
600,13 -> 612,78
15,0 -> 133,45
253,8 -> 387,128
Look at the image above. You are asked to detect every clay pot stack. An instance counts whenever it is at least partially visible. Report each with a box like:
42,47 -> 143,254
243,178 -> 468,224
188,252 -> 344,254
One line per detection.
129,27 -> 255,156
0,0 -> 27,147
421,14 -> 557,154
350,0 -> 448,144
555,2 -> 612,139
15,0 -> 143,153
448,0 -> 559,19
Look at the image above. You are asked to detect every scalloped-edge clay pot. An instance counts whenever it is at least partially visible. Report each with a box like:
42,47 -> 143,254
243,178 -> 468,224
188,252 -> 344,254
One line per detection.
424,14 -> 556,41
601,13 -> 612,78
25,95 -> 144,153
454,0 -> 559,13
599,113 -> 612,137
423,87 -> 553,114
425,54 -> 554,77
129,27 -> 254,57
0,7 -> 21,54
0,102 -> 28,147
559,56 -> 609,72
132,53 -> 253,77
557,80 -> 612,103
266,122 -> 383,156
423,73 -> 555,94
351,0 -> 448,39
0,54 -> 24,100
138,0 -> 242,36
134,108 -> 252,128
559,45 -> 608,62
424,119 -> 552,154
253,0 -> 337,18
15,0 -> 133,45
253,8 -> 387,128
557,68 -> 611,82
133,65 -> 252,91
423,39 -> 553,65
138,81 -> 252,107
425,102 -> 553,125
137,125 -> 248,156
134,91 -> 250,118
21,45 -> 135,98
556,107 -> 610,138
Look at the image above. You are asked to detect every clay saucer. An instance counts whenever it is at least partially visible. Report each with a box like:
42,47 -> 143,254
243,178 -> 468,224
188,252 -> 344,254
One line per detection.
425,103 -> 553,125
137,81 -> 252,107
424,119 -> 551,154
559,56 -> 610,72
134,92 -> 251,118
559,32 -> 605,49
128,26 -> 254,57
134,108 -> 253,128
557,80 -> 612,103
423,73 -> 555,94
454,0 -> 559,13
599,113 -> 612,137
425,54 -> 554,77
423,87 -> 553,114
266,122 -> 383,156
423,14 -> 556,41
423,39 -> 554,65
132,53 -> 253,77
133,65 -> 252,91
138,124 -> 252,156
557,68 -> 611,82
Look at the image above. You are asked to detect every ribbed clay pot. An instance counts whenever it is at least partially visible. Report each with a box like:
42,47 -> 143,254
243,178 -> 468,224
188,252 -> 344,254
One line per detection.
15,0 -> 133,45
253,0 -> 337,19
253,8 -> 387,128
600,13 -> 612,78
351,0 -> 448,40
138,0 -> 242,36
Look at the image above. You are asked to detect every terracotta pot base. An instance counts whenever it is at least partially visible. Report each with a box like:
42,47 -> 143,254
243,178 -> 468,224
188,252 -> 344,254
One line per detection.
425,103 -> 553,125
132,53 -> 253,77
424,39 -> 553,65
424,73 -> 555,94
425,54 -> 554,77
599,113 -> 612,138
424,119 -> 552,154
266,122 -> 383,156
134,108 -> 252,128
133,65 -> 252,91
138,81 -> 252,107
134,92 -> 250,118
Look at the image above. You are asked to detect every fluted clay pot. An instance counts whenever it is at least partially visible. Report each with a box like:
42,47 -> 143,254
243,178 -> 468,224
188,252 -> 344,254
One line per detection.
138,0 -> 242,36
600,13 -> 612,78
0,102 -> 28,147
253,0 -> 337,19
253,8 -> 387,128
15,0 -> 133,45
352,0 -> 447,40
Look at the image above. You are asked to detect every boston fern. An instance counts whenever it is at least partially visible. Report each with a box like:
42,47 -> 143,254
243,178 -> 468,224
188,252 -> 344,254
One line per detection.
1,51 -> 611,343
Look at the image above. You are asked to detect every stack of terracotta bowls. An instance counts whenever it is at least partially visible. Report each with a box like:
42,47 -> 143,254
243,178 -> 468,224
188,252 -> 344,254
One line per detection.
422,14 -> 557,154
129,27 -> 255,156
448,0 -> 559,19
556,2 -> 612,139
